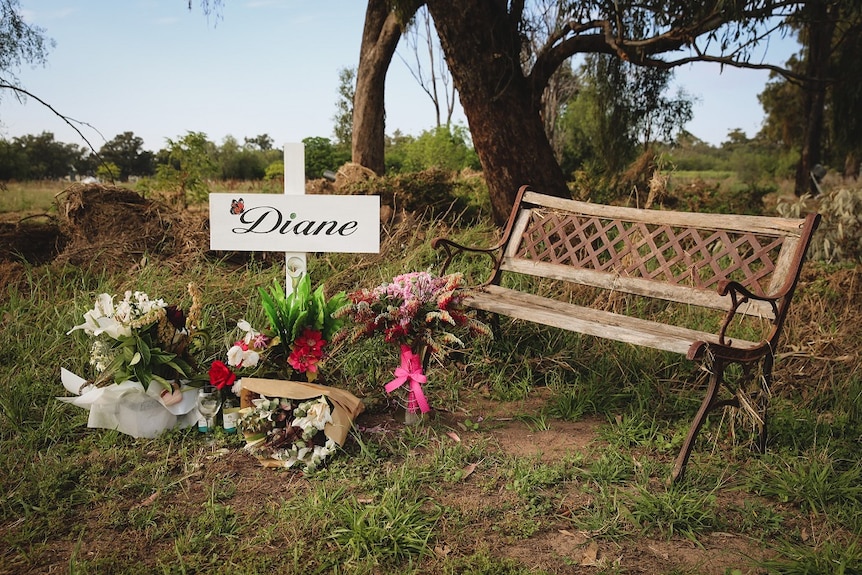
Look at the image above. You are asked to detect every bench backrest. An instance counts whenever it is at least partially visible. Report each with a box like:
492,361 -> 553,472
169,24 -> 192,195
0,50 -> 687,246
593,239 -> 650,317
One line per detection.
498,187 -> 821,321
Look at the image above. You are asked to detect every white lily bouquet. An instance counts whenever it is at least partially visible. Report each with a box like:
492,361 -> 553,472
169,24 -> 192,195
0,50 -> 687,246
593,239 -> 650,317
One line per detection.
237,378 -> 365,472
59,284 -> 205,438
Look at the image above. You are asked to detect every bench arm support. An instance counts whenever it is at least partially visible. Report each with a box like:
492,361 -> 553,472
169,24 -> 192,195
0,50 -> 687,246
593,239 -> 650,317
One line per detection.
431,237 -> 506,286
716,280 -> 781,346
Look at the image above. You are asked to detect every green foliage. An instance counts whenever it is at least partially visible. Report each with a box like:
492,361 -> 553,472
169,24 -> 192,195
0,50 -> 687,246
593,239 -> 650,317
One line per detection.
0,0 -> 52,76
778,188 -> 862,262
259,273 -> 347,350
744,451 -> 862,515
332,66 -> 355,148
216,135 -> 268,180
557,53 -> 691,191
759,537 -> 862,575
587,451 -> 635,484
155,131 -> 218,205
626,483 -> 718,540
94,161 -> 119,182
330,482 -> 441,565
599,413 -> 679,453
264,160 -> 283,181
97,328 -> 194,391
766,388 -> 862,461
758,55 -> 806,152
505,455 -> 581,515
302,136 -> 349,179
0,132 -> 86,180
387,125 -> 479,173
548,377 -> 606,421
731,499 -> 786,539
98,131 -> 155,181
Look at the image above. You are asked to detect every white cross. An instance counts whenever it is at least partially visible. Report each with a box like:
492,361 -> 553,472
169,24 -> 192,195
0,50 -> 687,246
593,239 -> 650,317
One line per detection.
282,143 -> 307,295
208,145 -> 379,296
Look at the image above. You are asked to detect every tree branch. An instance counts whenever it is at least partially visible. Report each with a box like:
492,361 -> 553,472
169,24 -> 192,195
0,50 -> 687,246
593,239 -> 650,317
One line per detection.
529,2 -> 807,95
0,83 -> 113,180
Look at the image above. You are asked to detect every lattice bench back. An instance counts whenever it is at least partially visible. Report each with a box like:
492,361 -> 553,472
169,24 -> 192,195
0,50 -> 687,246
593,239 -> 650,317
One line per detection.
499,189 -> 819,321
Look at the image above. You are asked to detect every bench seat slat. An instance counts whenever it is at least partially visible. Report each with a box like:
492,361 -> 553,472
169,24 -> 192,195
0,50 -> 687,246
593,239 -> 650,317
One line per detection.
468,285 -> 761,356
501,257 -> 776,318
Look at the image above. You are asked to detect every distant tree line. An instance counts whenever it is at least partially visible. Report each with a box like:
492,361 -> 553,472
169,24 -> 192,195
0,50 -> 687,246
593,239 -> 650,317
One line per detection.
0,125 -> 479,183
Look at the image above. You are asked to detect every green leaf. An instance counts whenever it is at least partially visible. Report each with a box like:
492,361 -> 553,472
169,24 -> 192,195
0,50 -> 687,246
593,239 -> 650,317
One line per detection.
135,334 -> 152,366
291,310 -> 309,343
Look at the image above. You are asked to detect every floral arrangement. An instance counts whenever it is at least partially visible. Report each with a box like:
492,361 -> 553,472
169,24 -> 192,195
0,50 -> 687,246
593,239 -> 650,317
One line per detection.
208,274 -> 348,390
335,271 -> 491,416
207,319 -> 268,395
68,283 -> 203,393
336,271 -> 491,353
238,395 -> 338,472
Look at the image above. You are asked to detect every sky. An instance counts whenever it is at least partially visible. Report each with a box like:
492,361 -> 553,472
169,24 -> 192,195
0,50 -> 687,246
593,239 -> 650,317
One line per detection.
3,1 -> 801,153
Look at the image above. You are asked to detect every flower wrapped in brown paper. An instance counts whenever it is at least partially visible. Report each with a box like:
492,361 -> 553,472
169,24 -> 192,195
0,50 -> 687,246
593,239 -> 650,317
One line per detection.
239,378 -> 364,447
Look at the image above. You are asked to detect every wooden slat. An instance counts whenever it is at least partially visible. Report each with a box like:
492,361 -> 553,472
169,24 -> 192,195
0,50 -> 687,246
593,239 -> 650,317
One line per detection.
500,257 -> 776,319
522,191 -> 806,236
767,236 -> 802,295
504,209 -> 533,259
466,285 -> 762,355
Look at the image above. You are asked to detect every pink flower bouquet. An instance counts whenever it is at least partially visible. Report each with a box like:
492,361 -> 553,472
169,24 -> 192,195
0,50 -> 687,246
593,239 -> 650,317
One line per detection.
337,271 -> 491,416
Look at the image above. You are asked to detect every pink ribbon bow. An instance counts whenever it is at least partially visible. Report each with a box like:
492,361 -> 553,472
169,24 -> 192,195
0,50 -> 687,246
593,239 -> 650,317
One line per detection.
385,345 -> 430,414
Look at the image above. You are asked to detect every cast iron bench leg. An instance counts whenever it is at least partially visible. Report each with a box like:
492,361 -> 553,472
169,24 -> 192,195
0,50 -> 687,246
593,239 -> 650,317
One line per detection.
670,358 -> 727,484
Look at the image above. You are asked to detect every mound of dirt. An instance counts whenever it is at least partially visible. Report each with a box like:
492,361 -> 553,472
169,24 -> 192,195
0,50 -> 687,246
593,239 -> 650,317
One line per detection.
0,216 -> 67,265
0,183 -> 217,287
53,183 -> 210,269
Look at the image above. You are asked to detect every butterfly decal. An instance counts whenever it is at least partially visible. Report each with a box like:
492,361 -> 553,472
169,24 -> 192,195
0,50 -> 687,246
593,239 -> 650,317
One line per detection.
230,198 -> 245,215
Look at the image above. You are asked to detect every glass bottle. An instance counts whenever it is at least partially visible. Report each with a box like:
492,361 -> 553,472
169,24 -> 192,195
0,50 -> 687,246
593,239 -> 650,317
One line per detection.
222,394 -> 241,434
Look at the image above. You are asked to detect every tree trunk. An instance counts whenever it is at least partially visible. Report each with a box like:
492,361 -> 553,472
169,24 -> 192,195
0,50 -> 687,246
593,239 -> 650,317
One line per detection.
426,0 -> 569,225
352,0 -> 406,175
794,0 -> 835,196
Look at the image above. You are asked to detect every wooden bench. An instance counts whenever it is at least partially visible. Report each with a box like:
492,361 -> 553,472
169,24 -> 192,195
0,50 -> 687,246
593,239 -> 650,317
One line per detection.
433,185 -> 820,483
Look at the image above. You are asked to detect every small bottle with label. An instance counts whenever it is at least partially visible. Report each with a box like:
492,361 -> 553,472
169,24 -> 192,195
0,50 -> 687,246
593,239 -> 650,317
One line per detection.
222,395 -> 241,434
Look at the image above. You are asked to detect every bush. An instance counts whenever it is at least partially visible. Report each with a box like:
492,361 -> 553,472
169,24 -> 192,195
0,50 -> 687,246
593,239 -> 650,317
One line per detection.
778,187 -> 862,262
387,125 -> 479,174
339,168 -> 483,222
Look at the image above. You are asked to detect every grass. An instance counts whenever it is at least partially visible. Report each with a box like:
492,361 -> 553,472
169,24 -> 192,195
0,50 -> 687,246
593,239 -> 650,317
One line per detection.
2,186 -> 861,574
0,180 -> 68,216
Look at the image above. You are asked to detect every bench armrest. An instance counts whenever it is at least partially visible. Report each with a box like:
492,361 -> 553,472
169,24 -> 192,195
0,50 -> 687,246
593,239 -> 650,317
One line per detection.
716,280 -> 781,346
431,237 -> 506,286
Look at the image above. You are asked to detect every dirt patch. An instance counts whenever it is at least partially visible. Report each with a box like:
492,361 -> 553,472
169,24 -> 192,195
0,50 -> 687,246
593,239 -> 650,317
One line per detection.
0,216 -> 66,265
0,183 -> 255,288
